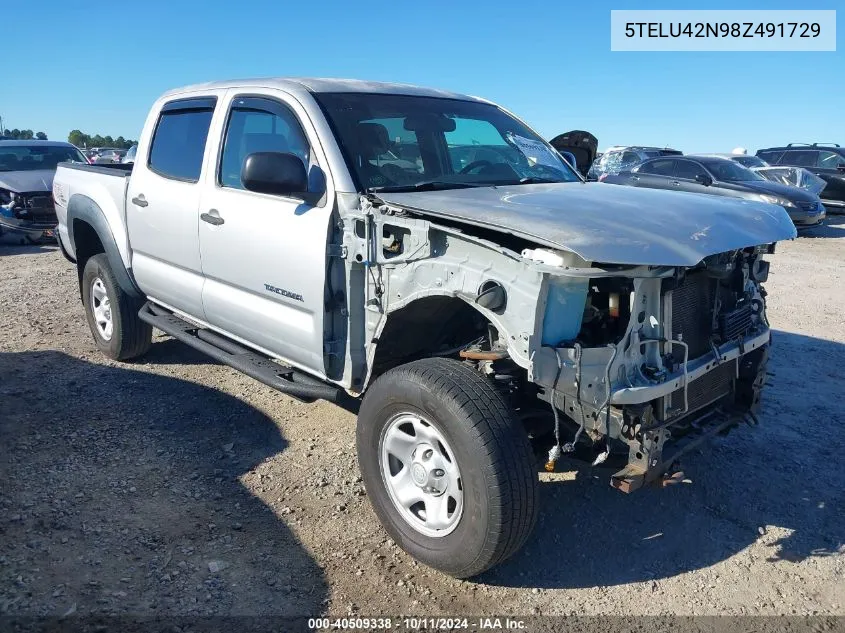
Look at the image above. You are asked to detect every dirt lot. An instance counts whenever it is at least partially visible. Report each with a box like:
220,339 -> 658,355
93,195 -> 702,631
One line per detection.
1,218 -> 843,621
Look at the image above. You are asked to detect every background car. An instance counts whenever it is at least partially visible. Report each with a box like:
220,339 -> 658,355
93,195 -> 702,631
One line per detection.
602,154 -> 825,229
0,140 -> 87,242
587,145 -> 682,180
92,148 -> 126,164
756,143 -> 845,211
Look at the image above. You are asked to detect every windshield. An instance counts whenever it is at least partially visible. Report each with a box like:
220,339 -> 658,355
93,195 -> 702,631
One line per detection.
313,93 -> 581,191
0,145 -> 87,172
701,159 -> 766,182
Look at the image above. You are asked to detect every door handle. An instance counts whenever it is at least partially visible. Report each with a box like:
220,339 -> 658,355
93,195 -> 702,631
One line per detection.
200,210 -> 225,226
131,194 -> 148,207
671,180 -> 681,186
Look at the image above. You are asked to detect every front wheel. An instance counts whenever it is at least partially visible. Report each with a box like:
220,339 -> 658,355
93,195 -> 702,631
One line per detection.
357,357 -> 539,578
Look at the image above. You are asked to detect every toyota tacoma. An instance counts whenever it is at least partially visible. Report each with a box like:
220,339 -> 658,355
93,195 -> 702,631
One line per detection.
52,78 -> 796,578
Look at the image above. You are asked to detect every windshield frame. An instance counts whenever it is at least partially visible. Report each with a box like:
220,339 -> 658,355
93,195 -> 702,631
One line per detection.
313,92 -> 582,193
0,144 -> 87,172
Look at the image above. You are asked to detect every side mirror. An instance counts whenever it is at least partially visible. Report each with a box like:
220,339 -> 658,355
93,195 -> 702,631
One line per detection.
695,173 -> 713,186
241,152 -> 307,197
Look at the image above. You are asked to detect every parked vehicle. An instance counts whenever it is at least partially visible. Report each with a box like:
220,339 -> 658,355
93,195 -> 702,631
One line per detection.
756,143 -> 845,211
93,148 -> 127,164
122,145 -> 137,164
603,154 -> 825,228
53,78 -> 796,578
587,146 -> 682,180
0,140 -> 87,242
549,130 -> 598,177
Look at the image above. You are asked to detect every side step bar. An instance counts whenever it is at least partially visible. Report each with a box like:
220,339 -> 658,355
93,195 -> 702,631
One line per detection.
138,302 -> 350,405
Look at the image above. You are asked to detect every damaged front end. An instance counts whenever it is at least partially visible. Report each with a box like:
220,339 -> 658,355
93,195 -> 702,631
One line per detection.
530,246 -> 774,492
342,187 -> 793,494
0,189 -> 57,241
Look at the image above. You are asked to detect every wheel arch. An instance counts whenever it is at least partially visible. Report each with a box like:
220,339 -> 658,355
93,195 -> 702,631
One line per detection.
67,194 -> 142,300
366,294 -> 501,387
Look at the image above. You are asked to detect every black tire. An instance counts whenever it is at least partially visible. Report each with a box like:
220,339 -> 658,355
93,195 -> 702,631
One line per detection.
81,253 -> 151,361
357,357 -> 539,578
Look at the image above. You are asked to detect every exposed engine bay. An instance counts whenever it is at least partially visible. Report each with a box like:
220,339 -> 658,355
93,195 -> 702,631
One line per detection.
342,192 -> 781,493
458,246 -> 773,493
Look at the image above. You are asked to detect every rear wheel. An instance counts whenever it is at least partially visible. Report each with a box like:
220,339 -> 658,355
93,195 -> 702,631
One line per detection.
81,254 -> 151,361
357,357 -> 539,578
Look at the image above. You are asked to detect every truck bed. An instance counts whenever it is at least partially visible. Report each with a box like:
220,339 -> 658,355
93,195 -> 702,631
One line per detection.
53,162 -> 134,265
59,162 -> 133,177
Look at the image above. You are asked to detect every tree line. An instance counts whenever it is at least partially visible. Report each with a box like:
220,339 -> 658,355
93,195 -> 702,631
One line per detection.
2,129 -> 48,140
1,128 -> 137,149
68,130 -> 136,150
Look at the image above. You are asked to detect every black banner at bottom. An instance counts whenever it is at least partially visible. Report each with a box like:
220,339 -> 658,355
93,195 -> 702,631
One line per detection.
0,615 -> 843,633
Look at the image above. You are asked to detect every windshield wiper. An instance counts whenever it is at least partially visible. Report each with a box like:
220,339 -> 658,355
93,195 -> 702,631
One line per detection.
368,181 -> 483,193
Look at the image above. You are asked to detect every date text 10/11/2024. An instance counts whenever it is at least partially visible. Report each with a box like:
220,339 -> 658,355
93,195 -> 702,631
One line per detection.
307,617 -> 528,630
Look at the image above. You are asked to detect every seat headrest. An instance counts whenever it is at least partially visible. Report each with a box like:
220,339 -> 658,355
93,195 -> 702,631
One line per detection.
357,123 -> 389,157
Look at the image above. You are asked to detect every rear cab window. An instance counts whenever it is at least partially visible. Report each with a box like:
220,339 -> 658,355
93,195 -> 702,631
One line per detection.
148,97 -> 217,182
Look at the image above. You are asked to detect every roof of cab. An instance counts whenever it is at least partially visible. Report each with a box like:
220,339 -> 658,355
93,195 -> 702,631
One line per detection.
160,77 -> 487,103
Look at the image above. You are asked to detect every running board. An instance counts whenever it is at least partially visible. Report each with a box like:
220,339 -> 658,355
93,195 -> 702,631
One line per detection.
138,302 -> 349,405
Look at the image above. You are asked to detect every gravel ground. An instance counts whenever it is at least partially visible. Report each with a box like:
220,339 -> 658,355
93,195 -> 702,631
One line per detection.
0,218 -> 843,620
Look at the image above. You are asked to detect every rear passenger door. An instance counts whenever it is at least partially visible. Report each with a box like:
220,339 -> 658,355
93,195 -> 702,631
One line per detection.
127,95 -> 219,319
197,91 -> 335,377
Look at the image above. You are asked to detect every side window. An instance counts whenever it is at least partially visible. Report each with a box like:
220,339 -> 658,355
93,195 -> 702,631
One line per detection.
219,97 -> 311,190
675,160 -> 707,180
817,150 -> 845,169
757,150 -> 783,164
149,102 -> 215,182
620,151 -> 640,167
780,150 -> 818,168
637,158 -> 675,176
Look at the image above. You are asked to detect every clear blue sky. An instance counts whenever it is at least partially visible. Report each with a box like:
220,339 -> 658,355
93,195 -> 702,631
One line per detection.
2,0 -> 842,153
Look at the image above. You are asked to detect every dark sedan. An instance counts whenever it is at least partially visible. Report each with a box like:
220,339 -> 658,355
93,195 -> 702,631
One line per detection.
602,155 -> 825,228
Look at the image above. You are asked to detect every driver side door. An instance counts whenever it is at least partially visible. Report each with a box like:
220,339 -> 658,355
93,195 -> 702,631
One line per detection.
197,91 -> 335,376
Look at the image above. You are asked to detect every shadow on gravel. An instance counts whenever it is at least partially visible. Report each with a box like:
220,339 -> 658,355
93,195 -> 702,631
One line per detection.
142,337 -> 217,366
483,330 -> 845,589
0,242 -> 58,254
0,350 -> 327,617
798,216 -> 845,239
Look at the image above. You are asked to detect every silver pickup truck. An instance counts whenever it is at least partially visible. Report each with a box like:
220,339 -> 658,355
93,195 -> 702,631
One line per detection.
53,78 -> 796,578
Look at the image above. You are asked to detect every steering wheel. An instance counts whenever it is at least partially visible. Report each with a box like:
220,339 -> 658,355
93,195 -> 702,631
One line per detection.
380,162 -> 416,185
459,160 -> 493,175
